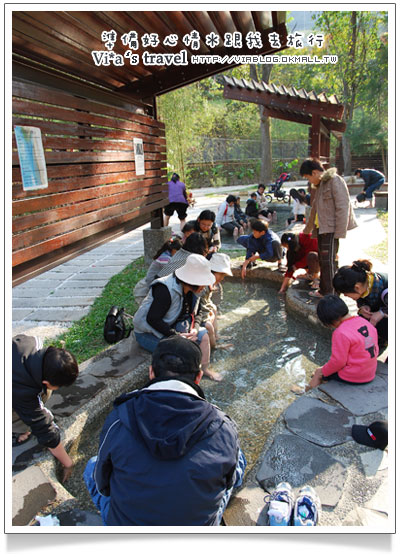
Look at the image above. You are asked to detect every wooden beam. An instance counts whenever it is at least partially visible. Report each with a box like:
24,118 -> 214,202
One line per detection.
263,106 -> 346,133
224,80 -> 344,120
12,59 -> 152,111
119,22 -> 288,100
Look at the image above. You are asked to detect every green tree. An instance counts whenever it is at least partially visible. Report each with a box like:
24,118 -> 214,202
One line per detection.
313,11 -> 387,174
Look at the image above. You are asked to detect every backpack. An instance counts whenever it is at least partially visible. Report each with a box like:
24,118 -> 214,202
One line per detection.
103,306 -> 133,344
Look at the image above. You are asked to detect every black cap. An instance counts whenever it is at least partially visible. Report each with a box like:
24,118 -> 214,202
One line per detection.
152,336 -> 202,375
352,420 -> 388,450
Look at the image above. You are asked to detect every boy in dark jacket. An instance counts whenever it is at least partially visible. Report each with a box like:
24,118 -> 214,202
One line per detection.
12,334 -> 79,482
83,335 -> 246,526
237,219 -> 283,278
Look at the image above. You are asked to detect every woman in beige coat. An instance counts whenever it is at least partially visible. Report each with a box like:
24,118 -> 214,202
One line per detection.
301,159 -> 357,297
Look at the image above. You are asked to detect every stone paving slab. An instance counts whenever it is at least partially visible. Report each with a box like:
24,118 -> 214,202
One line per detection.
95,258 -> 133,266
46,373 -> 106,418
256,433 -> 347,507
64,274 -> 112,283
12,466 -> 57,526
14,280 -> 60,289
12,435 -> 46,472
63,274 -> 115,282
13,287 -> 56,298
27,308 -> 90,322
13,298 -> 45,308
80,265 -> 127,273
318,375 -> 387,416
360,450 -> 388,478
342,507 -> 388,527
284,397 -> 354,447
81,337 -> 148,379
36,272 -> 75,281
364,472 -> 388,514
12,308 -> 36,321
223,483 -> 269,526
38,297 -> 97,307
49,288 -> 103,297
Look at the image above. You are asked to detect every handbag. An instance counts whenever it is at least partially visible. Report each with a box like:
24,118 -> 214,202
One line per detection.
103,306 -> 133,343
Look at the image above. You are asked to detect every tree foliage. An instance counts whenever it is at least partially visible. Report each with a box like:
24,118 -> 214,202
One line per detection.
157,10 -> 388,184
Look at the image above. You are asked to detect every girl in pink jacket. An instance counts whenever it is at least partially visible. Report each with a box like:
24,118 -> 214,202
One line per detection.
307,294 -> 378,390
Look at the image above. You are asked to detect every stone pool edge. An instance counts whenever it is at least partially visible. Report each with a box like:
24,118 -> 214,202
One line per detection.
12,262 -> 389,529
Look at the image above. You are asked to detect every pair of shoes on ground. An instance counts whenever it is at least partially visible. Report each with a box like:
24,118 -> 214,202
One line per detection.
265,482 -> 321,526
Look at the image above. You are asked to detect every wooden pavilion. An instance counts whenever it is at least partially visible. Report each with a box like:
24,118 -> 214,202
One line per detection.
223,75 -> 346,165
12,10 -> 288,285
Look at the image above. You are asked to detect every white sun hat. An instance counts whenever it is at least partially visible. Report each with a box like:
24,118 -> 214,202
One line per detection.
209,252 -> 233,276
175,254 -> 216,286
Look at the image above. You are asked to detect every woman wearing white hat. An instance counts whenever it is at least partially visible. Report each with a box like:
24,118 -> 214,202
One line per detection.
133,254 -> 222,381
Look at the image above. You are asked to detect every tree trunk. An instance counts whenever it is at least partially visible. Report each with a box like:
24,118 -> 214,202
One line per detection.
381,146 -> 387,178
341,135 -> 352,176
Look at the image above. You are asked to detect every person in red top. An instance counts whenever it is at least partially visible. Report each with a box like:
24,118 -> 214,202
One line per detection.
307,294 -> 378,390
278,232 -> 319,293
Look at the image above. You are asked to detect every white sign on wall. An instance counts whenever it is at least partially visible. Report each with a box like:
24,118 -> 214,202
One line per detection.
133,137 -> 145,175
14,126 -> 48,191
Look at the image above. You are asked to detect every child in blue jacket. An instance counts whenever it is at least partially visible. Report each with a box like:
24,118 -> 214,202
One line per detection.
237,219 -> 283,278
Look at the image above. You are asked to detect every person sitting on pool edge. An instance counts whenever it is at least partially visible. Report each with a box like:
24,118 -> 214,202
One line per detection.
187,209 -> 221,255
216,195 -> 244,237
83,335 -> 246,526
237,218 -> 284,279
306,294 -> 378,391
133,253 -> 222,381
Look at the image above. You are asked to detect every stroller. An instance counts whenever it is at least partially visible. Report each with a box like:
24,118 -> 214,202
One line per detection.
266,173 -> 291,203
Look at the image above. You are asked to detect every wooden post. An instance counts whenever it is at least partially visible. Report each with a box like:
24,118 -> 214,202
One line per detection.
150,208 -> 164,229
310,114 -> 321,159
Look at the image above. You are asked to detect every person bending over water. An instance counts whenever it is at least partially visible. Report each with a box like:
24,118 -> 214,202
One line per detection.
307,294 -> 378,390
333,259 -> 388,352
237,219 -> 284,278
278,232 -> 319,294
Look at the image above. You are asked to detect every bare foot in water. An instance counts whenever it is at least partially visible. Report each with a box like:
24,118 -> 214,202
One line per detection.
290,384 -> 305,395
215,343 -> 234,350
203,369 -> 223,381
216,335 -> 232,341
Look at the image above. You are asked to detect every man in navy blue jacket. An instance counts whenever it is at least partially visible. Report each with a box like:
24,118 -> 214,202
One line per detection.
355,168 -> 385,208
237,218 -> 283,278
83,336 -> 246,526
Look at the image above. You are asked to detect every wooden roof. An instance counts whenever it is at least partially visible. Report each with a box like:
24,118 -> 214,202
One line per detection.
223,75 -> 346,135
12,10 -> 287,109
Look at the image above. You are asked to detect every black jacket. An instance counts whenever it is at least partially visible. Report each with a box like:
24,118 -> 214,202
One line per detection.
12,335 -> 61,448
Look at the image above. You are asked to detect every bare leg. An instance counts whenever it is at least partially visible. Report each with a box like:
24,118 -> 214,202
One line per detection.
164,214 -> 170,227
180,219 -> 186,230
200,333 -> 222,381
205,321 -> 216,349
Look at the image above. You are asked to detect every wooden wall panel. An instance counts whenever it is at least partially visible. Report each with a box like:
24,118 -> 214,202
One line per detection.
12,79 -> 167,284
